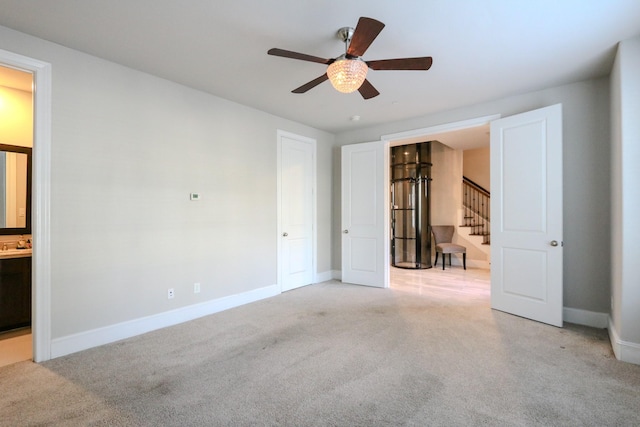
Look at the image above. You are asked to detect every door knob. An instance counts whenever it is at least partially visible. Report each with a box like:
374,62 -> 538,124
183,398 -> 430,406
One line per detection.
550,240 -> 558,247
343,230 -> 349,234
282,232 -> 288,237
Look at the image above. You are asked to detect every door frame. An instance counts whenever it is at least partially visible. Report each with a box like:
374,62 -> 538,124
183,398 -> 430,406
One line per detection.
379,115 -> 501,287
0,49 -> 52,362
276,130 -> 317,291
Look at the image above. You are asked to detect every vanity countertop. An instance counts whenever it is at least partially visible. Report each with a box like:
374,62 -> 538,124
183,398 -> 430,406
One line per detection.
0,248 -> 32,259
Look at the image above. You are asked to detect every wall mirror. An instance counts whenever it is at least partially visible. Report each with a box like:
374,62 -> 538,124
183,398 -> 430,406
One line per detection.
0,144 -> 31,235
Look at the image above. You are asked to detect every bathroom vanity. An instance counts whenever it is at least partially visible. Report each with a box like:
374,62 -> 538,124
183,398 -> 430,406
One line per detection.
0,143 -> 33,332
0,143 -> 33,333
0,249 -> 31,332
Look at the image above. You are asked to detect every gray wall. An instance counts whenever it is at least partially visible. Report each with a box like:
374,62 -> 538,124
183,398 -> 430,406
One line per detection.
610,36 -> 640,348
334,78 -> 611,315
0,25 -> 336,339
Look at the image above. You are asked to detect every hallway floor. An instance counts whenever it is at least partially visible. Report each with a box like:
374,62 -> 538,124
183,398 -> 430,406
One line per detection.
0,328 -> 31,368
390,264 -> 490,303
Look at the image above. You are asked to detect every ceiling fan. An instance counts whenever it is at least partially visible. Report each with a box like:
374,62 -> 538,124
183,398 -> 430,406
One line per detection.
268,17 -> 433,99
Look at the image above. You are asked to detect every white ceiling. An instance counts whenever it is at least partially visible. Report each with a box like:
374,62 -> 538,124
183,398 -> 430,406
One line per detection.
0,0 -> 639,135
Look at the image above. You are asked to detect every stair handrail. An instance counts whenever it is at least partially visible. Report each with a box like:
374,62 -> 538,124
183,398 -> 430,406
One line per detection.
463,176 -> 489,197
462,176 -> 491,244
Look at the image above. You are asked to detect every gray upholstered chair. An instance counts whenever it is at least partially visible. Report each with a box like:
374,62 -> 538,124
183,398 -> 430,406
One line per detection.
432,225 -> 466,270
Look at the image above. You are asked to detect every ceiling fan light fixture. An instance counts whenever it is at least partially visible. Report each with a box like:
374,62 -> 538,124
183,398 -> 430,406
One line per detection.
327,56 -> 368,93
268,17 -> 429,99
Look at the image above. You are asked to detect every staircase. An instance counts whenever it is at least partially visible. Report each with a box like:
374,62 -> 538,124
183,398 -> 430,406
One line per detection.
460,177 -> 490,245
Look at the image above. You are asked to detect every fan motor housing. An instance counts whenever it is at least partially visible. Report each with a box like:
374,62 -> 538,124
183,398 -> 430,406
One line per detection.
337,27 -> 355,43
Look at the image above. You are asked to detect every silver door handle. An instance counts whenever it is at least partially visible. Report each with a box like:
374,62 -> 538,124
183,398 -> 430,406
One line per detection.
343,230 -> 349,234
550,240 -> 558,247
282,232 -> 288,237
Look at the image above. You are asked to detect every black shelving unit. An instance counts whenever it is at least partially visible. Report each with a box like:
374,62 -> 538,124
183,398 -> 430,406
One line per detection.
391,142 -> 432,269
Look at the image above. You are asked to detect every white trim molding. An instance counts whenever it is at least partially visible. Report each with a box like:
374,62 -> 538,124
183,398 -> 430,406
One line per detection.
608,317 -> 640,365
0,49 -> 52,362
51,284 -> 279,359
563,307 -> 609,329
381,114 -> 502,146
315,270 -> 334,283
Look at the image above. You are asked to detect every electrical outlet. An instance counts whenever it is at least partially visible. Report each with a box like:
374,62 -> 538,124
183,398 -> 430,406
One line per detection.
168,288 -> 174,299
194,283 -> 201,294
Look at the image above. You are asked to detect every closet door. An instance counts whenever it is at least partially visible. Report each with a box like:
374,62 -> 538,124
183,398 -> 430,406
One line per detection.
278,131 -> 315,292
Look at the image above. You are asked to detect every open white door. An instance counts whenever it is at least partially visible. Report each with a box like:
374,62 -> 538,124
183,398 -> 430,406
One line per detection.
278,131 -> 315,292
490,104 -> 563,327
341,141 -> 387,288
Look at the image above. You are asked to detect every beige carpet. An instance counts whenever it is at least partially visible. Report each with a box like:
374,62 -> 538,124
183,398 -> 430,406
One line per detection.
1,278 -> 639,426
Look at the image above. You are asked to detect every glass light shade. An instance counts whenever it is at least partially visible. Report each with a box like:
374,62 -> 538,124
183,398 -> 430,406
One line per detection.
327,57 -> 368,93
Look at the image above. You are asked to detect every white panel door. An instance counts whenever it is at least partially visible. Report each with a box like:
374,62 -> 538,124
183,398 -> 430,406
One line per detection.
278,132 -> 315,292
341,141 -> 387,288
490,104 -> 563,327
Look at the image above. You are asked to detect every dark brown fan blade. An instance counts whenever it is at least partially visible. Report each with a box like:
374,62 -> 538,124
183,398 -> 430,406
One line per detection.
292,73 -> 329,93
268,48 -> 332,65
347,17 -> 385,57
366,57 -> 433,71
358,79 -> 379,99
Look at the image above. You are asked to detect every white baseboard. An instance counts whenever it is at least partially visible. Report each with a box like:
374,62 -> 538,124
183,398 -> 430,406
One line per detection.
51,284 -> 280,359
331,270 -> 342,281
563,307 -> 609,329
608,317 -> 640,365
315,270 -> 334,283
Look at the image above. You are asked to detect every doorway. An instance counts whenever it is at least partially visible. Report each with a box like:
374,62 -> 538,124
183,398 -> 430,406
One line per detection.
389,133 -> 491,300
0,49 -> 52,363
342,108 -> 563,326
0,64 -> 33,367
384,116 -> 496,280
381,106 -> 564,327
